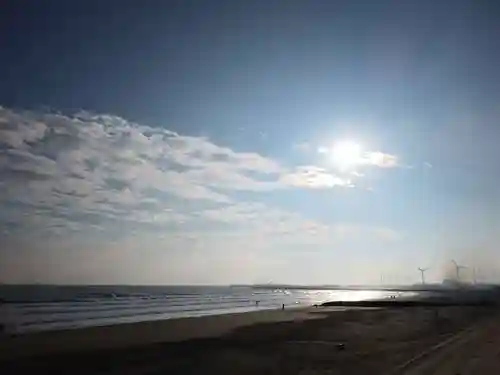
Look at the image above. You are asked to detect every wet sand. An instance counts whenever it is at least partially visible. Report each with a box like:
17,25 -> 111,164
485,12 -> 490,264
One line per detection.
0,307 -> 320,360
0,306 -> 496,374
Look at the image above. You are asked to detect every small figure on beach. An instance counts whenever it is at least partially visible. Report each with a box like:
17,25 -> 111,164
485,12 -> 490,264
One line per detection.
281,303 -> 285,310
255,300 -> 260,307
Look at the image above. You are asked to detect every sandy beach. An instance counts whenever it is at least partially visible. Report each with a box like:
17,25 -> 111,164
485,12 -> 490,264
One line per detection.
1,305 -> 498,374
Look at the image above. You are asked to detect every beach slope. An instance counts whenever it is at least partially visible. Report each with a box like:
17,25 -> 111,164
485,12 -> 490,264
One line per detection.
0,306 -> 497,374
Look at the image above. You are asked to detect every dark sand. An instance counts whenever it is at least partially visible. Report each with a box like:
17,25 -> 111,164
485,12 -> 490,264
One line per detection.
0,306 -> 497,374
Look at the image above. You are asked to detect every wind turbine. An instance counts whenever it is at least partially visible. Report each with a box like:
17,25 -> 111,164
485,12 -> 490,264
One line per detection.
451,260 -> 467,282
418,267 -> 429,285
472,267 -> 478,284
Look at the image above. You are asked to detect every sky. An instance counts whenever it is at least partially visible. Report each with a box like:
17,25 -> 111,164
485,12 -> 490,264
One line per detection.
1,0 -> 500,285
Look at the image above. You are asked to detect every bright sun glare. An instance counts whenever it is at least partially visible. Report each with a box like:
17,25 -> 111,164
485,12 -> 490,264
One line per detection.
331,140 -> 362,170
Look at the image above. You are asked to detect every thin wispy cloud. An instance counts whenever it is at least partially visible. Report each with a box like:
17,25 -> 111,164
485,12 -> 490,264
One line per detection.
291,139 -> 400,187
317,145 -> 398,169
363,151 -> 398,168
280,166 -> 354,188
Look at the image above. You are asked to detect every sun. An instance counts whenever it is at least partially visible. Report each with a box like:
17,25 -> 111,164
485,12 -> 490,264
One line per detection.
330,140 -> 362,170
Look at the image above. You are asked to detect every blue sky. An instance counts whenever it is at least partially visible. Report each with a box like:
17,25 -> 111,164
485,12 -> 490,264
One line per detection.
1,0 -> 500,285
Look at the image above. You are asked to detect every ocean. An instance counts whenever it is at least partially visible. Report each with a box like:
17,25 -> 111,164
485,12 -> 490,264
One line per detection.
0,285 -> 418,334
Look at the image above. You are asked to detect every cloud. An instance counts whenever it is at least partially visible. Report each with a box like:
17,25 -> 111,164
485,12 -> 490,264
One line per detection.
1,108 -> 294,235
0,109 -> 405,238
280,166 -> 353,189
363,151 -> 398,168
194,201 -> 400,246
0,109 -> 404,229
317,143 -> 399,170
293,140 -> 399,187
0,109 -> 48,148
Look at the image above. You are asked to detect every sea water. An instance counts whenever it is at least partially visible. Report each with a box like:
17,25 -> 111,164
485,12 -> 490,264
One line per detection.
0,284 -> 419,333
